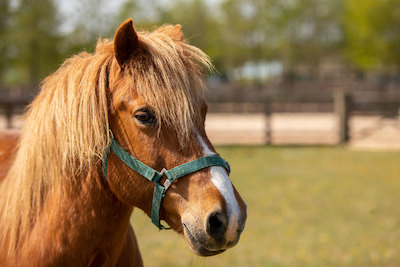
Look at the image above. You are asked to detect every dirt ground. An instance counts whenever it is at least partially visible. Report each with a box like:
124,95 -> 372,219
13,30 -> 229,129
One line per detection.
206,113 -> 400,149
1,113 -> 400,150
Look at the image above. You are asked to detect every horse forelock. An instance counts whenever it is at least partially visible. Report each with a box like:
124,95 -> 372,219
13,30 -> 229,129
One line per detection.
0,25 -> 213,254
115,27 -> 213,145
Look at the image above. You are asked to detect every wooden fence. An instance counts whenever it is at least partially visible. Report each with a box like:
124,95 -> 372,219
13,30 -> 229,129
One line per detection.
0,95 -> 33,129
1,89 -> 399,145
208,89 -> 400,145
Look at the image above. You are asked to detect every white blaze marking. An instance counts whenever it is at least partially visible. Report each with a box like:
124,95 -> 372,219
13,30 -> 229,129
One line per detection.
197,134 -> 241,242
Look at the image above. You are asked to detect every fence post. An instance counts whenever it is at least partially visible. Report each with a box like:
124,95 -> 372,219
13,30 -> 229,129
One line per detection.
4,104 -> 14,129
265,101 -> 271,145
334,89 -> 350,144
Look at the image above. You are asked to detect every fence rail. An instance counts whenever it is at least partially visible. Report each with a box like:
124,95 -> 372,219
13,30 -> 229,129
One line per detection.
207,89 -> 400,145
1,89 -> 399,145
0,94 -> 33,129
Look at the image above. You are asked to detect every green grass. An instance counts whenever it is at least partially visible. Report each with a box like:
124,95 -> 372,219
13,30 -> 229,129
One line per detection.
130,146 -> 400,267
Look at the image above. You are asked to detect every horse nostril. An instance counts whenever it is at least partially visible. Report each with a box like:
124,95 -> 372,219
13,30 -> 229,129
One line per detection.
206,211 -> 227,241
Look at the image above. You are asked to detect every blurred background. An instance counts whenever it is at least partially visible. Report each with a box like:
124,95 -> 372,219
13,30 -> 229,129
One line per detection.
1,0 -> 400,266
1,0 -> 400,148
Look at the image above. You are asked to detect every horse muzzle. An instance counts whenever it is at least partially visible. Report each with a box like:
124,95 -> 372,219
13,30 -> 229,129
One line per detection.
181,207 -> 247,256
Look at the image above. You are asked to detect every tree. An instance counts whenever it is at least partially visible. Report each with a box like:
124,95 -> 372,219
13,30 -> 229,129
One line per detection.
219,0 -> 345,78
61,0 -> 121,57
158,0 -> 226,72
343,0 -> 400,69
8,0 -> 62,87
220,0 -> 265,69
0,0 -> 10,85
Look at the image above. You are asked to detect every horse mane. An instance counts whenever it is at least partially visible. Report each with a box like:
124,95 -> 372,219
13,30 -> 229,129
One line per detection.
0,25 -> 212,253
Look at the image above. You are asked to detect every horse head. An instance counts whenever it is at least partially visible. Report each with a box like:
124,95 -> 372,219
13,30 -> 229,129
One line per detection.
105,19 -> 247,256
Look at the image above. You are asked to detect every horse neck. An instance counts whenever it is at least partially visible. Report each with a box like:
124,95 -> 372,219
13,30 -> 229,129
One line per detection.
16,168 -> 134,266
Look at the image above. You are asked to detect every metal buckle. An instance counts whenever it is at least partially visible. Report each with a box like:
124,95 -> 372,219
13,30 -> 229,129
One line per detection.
163,179 -> 172,190
159,168 -> 172,190
159,168 -> 167,176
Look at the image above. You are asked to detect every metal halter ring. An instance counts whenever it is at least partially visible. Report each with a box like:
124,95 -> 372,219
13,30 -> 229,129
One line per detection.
159,168 -> 172,190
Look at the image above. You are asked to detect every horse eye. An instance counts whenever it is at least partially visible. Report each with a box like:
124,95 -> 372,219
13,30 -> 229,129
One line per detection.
134,109 -> 157,125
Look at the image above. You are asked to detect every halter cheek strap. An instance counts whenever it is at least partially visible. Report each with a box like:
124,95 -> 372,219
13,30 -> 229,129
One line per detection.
102,137 -> 230,230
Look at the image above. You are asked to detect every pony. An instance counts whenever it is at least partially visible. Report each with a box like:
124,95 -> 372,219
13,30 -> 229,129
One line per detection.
0,19 -> 247,266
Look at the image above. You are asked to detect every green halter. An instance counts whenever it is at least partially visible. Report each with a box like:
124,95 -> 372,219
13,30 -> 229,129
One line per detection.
102,136 -> 230,230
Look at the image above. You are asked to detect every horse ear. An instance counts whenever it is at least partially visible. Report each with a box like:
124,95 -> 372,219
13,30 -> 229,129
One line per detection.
171,24 -> 184,41
114,19 -> 139,69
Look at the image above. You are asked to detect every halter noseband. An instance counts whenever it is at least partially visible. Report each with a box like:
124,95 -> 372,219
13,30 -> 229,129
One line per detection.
102,133 -> 230,230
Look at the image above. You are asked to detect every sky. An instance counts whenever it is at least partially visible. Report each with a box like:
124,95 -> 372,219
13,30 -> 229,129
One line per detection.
55,0 -> 222,33
55,0 -> 123,33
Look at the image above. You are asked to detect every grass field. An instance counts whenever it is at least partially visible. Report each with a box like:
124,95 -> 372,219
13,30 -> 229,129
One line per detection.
130,146 -> 400,267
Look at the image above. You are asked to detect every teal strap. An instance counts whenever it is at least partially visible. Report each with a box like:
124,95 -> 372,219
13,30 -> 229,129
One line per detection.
110,139 -> 162,182
102,141 -> 111,178
165,155 -> 230,181
102,138 -> 230,229
151,184 -> 166,227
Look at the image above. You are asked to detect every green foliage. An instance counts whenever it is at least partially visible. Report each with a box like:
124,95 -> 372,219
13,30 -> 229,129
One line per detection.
1,0 -> 400,87
131,146 -> 400,266
0,0 -> 11,82
219,0 -> 271,69
156,0 -> 346,72
60,0 -> 122,59
343,0 -> 400,69
6,0 -> 62,86
159,0 -> 226,71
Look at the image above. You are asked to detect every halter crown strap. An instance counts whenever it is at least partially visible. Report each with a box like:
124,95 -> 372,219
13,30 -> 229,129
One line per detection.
102,138 -> 230,229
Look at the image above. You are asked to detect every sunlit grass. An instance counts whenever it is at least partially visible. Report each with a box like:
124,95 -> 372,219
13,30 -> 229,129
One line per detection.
131,146 -> 400,267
